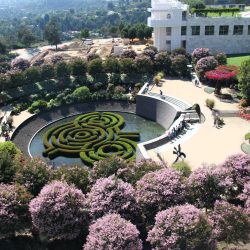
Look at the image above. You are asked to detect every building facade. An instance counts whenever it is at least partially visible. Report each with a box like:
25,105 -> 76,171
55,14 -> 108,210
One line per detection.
148,0 -> 250,54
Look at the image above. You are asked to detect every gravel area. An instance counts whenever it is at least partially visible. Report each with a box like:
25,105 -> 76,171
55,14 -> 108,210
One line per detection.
12,101 -> 136,156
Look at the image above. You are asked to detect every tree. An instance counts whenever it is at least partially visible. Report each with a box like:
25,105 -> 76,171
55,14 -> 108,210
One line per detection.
18,27 -> 36,47
147,204 -> 212,249
144,26 -> 153,40
239,58 -> 250,101
80,28 -> 89,39
44,18 -> 61,50
0,41 -> 7,54
0,184 -> 32,238
136,26 -> 145,41
171,55 -> 189,77
86,176 -> 139,221
209,200 -> 250,245
154,51 -> 172,74
88,58 -> 103,76
29,181 -> 88,240
119,58 -> 135,74
70,58 -> 87,76
134,55 -> 153,74
55,61 -> 70,79
24,67 -> 41,84
72,86 -> 91,101
41,64 -> 54,80
83,214 -> 142,250
128,27 -> 137,41
104,56 -> 120,73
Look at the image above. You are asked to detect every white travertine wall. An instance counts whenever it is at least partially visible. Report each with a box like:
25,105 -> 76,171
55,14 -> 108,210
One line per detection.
148,0 -> 250,54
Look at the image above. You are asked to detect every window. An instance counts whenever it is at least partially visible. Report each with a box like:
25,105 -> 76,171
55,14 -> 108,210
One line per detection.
248,25 -> 250,35
166,27 -> 172,36
191,26 -> 200,35
233,25 -> 243,35
205,26 -> 214,35
167,13 -> 171,19
182,11 -> 187,20
166,40 -> 171,45
181,40 -> 186,49
219,25 -> 229,35
181,26 -> 187,36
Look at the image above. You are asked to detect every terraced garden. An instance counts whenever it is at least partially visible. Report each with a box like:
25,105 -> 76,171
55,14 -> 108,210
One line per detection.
42,112 -> 140,166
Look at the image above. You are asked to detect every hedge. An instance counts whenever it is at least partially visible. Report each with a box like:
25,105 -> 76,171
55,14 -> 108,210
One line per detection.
42,112 -> 140,166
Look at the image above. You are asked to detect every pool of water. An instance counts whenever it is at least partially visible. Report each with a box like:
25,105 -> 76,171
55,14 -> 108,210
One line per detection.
29,112 -> 165,167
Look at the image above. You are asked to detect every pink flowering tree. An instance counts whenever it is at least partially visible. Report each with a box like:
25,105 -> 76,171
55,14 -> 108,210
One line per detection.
192,48 -> 211,64
10,58 -> 30,71
86,176 -> 140,222
29,181 -> 87,240
239,182 -> 250,214
209,200 -> 250,245
83,214 -> 142,250
147,204 -> 212,249
135,168 -> 186,221
187,165 -> 224,209
0,184 -> 32,238
195,56 -> 218,78
215,154 -> 250,201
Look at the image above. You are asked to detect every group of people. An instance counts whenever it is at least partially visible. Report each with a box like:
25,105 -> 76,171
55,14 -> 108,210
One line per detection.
166,117 -> 188,142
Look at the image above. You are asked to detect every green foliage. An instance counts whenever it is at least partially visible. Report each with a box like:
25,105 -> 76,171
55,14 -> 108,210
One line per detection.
120,58 -> 135,74
172,161 -> 192,177
80,28 -> 89,39
15,158 -> 52,196
28,100 -> 48,113
44,18 -> 61,49
205,99 -> 215,109
0,141 -> 21,156
245,133 -> 250,141
70,58 -> 87,76
104,56 -> 120,73
41,64 -> 55,80
56,61 -> 70,79
88,58 -> 103,76
0,41 -> 7,54
72,86 -> 91,101
52,165 -> 90,193
191,7 -> 240,16
171,55 -> 189,77
24,67 -> 41,84
238,59 -> 250,101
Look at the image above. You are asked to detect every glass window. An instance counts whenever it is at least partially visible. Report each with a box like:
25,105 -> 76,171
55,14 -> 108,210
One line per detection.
191,26 -> 200,36
182,11 -> 187,20
233,25 -> 243,35
166,27 -> 172,36
166,40 -> 171,45
181,26 -> 187,36
167,13 -> 171,19
205,26 -> 214,35
248,25 -> 250,35
219,25 -> 229,35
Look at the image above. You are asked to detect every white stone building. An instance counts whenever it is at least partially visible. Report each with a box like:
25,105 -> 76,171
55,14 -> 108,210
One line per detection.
148,0 -> 250,54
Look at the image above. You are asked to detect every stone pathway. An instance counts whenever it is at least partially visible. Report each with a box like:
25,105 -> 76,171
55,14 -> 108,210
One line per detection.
149,78 -> 250,169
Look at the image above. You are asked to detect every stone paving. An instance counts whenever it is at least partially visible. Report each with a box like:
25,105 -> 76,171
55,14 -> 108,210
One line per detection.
149,78 -> 250,169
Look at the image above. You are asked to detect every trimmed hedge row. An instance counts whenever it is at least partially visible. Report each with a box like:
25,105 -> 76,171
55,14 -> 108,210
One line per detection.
42,112 -> 140,166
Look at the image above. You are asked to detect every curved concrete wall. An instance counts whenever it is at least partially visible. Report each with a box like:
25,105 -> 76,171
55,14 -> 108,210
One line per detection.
136,88 -> 179,130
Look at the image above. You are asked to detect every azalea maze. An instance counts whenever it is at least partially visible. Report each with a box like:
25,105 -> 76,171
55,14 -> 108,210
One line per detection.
42,112 -> 140,166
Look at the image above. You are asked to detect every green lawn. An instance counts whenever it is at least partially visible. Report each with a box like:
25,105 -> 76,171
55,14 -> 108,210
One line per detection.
227,54 -> 250,66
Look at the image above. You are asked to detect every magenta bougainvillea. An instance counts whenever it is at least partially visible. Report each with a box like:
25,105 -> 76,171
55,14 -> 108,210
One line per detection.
83,213 -> 142,250
147,204 -> 212,249
86,176 -> 139,220
29,181 -> 87,240
135,168 -> 186,213
209,200 -> 250,244
0,184 -> 32,238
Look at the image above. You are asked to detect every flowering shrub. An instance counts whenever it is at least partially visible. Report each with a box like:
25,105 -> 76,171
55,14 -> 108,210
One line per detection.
195,56 -> 218,77
114,85 -> 126,94
187,165 -> 223,209
192,48 -> 211,64
141,49 -> 156,61
86,176 -> 139,220
215,154 -> 250,200
15,157 -> 52,196
154,51 -> 172,73
205,69 -> 236,81
83,214 -> 142,250
121,49 -> 137,59
171,54 -> 189,77
134,55 -> 153,74
209,200 -> 250,244
215,52 -> 227,65
29,181 -> 87,240
239,182 -> 250,214
10,58 -> 30,71
147,204 -> 212,249
136,168 -> 186,216
0,184 -> 32,238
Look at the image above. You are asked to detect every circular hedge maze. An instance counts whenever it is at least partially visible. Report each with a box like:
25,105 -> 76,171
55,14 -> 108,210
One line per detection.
42,112 -> 140,166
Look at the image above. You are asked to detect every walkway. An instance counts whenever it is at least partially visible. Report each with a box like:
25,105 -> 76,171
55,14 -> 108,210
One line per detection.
150,78 -> 250,169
